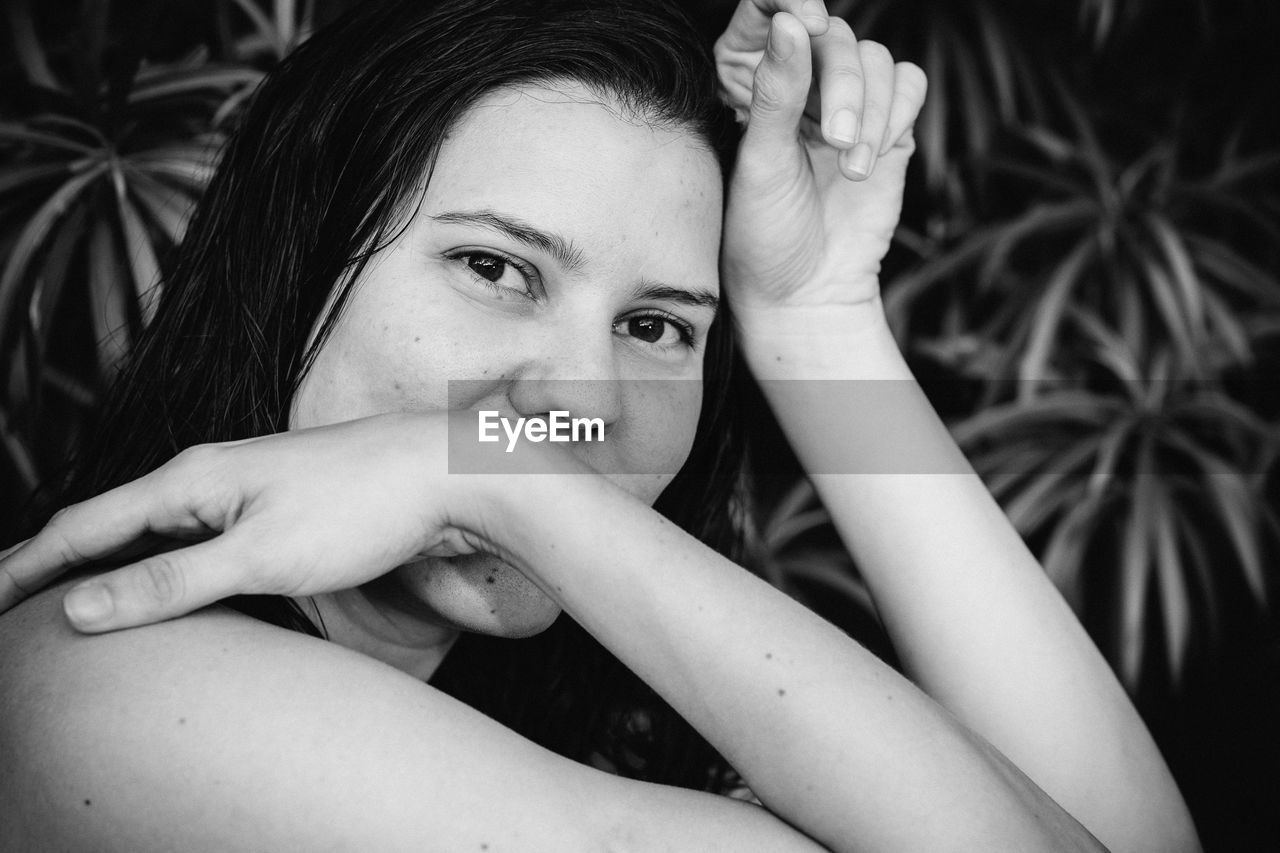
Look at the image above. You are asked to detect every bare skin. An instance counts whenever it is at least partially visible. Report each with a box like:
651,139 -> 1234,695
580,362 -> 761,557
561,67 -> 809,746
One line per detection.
0,2 -> 1200,851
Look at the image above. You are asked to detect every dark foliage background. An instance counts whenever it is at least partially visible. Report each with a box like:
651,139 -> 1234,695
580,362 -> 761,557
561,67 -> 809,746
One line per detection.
1,0 -> 1277,848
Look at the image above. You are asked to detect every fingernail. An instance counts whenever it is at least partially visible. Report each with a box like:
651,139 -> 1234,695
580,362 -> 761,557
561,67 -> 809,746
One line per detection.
768,18 -> 795,61
65,584 -> 113,627
848,141 -> 874,177
800,0 -> 828,26
830,109 -> 857,144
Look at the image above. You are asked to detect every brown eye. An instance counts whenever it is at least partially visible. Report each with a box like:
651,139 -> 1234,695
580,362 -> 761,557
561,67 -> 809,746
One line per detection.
467,255 -> 506,282
628,317 -> 667,343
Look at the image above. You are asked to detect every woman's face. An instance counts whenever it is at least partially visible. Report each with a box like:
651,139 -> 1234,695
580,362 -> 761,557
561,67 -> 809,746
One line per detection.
290,82 -> 723,639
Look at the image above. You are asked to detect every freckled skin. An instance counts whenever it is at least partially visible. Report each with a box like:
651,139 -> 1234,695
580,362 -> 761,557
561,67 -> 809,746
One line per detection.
287,82 -> 723,664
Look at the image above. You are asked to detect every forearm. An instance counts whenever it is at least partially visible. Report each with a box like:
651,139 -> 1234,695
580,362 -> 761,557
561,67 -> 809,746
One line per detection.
483,458 -> 1104,853
736,300 -> 1199,853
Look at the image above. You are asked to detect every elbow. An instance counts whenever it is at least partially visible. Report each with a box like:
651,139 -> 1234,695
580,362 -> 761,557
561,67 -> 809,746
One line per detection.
1094,804 -> 1202,853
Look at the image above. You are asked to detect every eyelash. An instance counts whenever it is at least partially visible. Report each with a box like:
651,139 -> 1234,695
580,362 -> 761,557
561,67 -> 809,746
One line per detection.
616,310 -> 697,351
448,249 -> 539,300
446,249 -> 699,351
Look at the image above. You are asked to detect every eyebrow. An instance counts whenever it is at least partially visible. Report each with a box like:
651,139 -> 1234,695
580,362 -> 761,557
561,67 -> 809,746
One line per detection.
429,208 -> 719,312
630,282 -> 719,313
430,209 -> 586,273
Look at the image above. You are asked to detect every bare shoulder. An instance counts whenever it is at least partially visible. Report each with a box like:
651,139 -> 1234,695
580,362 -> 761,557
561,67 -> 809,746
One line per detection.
0,582 -> 822,853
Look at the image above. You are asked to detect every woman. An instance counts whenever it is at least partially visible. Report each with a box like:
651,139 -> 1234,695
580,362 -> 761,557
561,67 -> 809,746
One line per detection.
0,0 -> 1199,850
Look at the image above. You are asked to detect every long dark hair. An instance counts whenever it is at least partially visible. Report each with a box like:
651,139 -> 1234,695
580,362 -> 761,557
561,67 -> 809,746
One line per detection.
47,0 -> 748,790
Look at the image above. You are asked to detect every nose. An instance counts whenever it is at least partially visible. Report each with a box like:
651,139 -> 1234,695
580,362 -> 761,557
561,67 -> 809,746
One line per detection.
506,323 -> 624,431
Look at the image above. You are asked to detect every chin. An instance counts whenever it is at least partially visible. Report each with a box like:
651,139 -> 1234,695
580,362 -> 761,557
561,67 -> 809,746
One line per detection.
392,553 -> 562,638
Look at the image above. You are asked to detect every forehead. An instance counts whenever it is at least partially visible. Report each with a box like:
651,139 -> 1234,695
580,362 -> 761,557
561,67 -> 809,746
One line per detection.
420,83 -> 723,280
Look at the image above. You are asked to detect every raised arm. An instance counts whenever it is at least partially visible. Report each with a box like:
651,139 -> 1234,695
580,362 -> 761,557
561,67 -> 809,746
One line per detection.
715,3 -> 1200,852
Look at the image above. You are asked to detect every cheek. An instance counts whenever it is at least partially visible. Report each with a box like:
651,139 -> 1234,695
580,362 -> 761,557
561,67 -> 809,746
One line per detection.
290,310 -> 453,429
612,379 -> 703,502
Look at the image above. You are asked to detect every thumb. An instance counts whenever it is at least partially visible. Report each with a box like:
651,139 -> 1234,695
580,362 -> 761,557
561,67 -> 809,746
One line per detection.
739,14 -> 813,161
62,537 -> 252,632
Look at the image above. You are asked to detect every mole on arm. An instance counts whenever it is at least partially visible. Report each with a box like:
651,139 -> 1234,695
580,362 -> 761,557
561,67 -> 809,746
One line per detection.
777,688 -> 787,697
83,799 -> 91,807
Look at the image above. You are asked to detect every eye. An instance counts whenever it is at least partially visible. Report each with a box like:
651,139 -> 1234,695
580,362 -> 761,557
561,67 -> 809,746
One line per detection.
447,250 -> 538,300
467,255 -> 506,282
614,312 -> 696,351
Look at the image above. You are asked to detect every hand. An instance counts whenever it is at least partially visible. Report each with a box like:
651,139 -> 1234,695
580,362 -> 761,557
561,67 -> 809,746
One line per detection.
0,412 -> 532,632
715,1 -> 927,313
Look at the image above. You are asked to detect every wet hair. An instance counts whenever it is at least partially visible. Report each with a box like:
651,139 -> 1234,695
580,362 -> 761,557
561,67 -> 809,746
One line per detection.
47,0 -> 749,791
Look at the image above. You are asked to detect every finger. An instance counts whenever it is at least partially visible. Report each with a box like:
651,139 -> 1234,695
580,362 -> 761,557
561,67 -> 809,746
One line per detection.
0,532 -> 155,611
0,448 -> 241,609
880,61 -> 928,155
62,534 -> 253,632
0,483 -> 156,612
837,40 -> 895,180
740,13 -> 814,156
0,476 -> 198,602
809,17 -> 863,150
0,537 -> 36,612
0,538 -> 29,562
717,0 -> 829,55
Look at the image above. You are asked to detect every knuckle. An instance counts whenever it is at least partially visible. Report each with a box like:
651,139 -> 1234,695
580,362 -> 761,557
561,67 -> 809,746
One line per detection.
897,61 -> 929,96
1,565 -> 33,598
828,59 -> 865,85
750,69 -> 792,114
138,555 -> 186,607
172,443 -> 218,474
862,103 -> 890,134
825,16 -> 854,38
858,40 -> 893,64
51,528 -> 89,566
45,508 -> 89,565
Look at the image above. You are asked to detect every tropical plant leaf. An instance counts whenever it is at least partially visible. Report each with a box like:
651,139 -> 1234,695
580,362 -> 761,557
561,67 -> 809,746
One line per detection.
0,162 -> 74,196
1118,436 -> 1157,687
0,166 -> 107,339
1039,485 -> 1109,610
115,193 -> 163,325
128,65 -> 263,105
128,174 -> 197,245
1001,437 -> 1102,532
6,0 -> 62,92
1018,239 -> 1095,391
1151,481 -> 1190,683
31,203 -> 90,358
782,554 -> 877,617
0,407 -> 41,490
1146,214 -> 1204,334
0,123 -> 95,156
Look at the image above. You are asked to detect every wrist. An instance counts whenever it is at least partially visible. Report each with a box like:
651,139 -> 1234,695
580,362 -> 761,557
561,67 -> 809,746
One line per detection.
732,296 -> 911,380
457,435 -> 589,584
